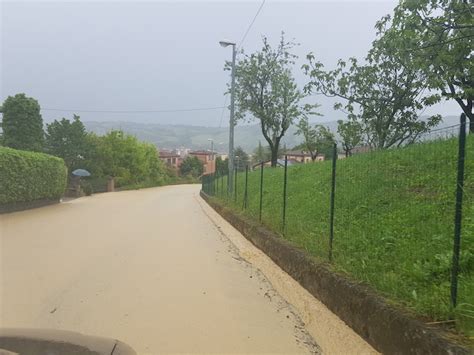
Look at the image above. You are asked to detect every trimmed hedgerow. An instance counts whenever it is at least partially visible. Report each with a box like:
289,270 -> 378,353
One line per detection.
0,147 -> 67,204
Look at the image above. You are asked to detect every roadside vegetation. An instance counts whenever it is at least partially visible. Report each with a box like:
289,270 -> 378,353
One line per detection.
216,136 -> 474,337
0,147 -> 67,204
0,93 -> 194,195
215,0 -> 473,338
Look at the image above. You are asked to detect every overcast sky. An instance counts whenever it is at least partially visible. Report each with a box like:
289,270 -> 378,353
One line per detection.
1,0 -> 460,126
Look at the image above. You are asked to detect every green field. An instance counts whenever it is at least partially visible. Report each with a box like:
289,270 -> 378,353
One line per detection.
211,135 -> 474,337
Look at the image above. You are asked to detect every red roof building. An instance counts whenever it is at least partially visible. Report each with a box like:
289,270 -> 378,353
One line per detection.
159,150 -> 182,169
189,150 -> 216,175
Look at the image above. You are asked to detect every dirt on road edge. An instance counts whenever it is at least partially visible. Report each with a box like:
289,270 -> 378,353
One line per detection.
200,191 -> 471,355
197,193 -> 378,355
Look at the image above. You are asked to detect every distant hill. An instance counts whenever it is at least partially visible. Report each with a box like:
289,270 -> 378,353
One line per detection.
83,115 -> 461,153
83,121 -> 312,153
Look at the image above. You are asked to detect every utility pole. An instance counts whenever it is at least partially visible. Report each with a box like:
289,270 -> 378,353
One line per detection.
208,138 -> 214,160
219,40 -> 236,195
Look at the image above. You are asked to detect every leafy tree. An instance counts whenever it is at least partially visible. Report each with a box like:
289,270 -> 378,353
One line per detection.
84,130 -> 163,186
141,143 -> 164,184
295,117 -> 334,161
1,93 -> 44,151
179,156 -> 203,177
252,141 -> 271,164
232,34 -> 316,167
163,163 -> 179,182
215,156 -> 229,176
337,119 -> 363,157
45,115 -> 88,170
303,46 -> 441,149
81,133 -> 104,176
375,0 -> 473,132
233,146 -> 250,171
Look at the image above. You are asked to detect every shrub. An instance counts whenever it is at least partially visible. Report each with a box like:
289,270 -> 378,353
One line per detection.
0,147 -> 67,204
179,156 -> 203,177
81,181 -> 93,196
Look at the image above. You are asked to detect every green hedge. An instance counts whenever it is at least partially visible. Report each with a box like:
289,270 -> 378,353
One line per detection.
0,147 -> 67,204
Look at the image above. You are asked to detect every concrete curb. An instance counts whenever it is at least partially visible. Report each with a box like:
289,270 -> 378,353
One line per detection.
0,199 -> 60,214
200,191 -> 472,355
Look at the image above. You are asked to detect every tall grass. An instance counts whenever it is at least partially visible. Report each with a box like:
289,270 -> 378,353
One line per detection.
214,136 -> 473,336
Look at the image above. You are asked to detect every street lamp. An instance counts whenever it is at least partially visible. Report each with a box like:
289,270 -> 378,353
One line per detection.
220,39 -> 236,196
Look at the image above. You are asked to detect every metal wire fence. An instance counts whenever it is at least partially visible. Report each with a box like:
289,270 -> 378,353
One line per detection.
202,114 -> 473,334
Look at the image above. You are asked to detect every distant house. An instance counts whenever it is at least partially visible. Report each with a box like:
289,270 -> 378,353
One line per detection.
189,150 -> 216,175
251,158 -> 299,170
285,150 -> 325,163
159,150 -> 182,169
351,146 -> 372,155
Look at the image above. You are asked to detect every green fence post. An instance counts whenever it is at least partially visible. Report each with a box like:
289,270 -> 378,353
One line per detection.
214,172 -> 216,196
234,167 -> 238,203
282,155 -> 288,232
329,143 -> 337,262
451,113 -> 467,308
243,165 -> 249,210
259,162 -> 264,222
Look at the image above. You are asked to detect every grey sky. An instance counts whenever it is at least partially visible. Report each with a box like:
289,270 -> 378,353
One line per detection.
1,0 -> 460,126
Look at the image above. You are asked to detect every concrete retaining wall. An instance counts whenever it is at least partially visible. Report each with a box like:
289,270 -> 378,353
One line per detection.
200,191 -> 471,355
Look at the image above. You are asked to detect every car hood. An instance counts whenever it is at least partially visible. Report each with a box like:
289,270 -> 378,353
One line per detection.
0,328 -> 135,355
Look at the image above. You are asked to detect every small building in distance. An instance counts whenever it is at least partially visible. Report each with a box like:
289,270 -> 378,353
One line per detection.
251,158 -> 299,170
351,146 -> 372,155
189,150 -> 216,175
159,150 -> 182,169
285,150 -> 325,163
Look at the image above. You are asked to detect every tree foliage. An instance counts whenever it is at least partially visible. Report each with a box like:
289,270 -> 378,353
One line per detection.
1,93 -> 44,151
83,130 -> 164,187
375,0 -> 473,132
252,141 -> 271,164
295,117 -> 335,161
232,34 -> 316,167
303,45 -> 441,149
45,115 -> 88,171
215,156 -> 228,175
233,146 -> 250,171
179,156 -> 204,177
337,119 -> 364,157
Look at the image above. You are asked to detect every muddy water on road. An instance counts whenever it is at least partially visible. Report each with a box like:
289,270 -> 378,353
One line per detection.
1,185 -> 376,354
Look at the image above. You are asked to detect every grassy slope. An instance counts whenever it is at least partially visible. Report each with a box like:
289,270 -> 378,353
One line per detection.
215,136 -> 473,335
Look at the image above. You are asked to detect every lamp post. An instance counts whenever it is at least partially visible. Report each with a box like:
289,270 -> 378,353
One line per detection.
208,138 -> 215,174
208,138 -> 214,160
219,39 -> 236,196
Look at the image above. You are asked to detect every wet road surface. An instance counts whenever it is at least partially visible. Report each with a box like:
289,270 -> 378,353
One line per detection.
0,185 -> 375,354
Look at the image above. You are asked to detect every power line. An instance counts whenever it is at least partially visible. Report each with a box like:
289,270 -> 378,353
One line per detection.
40,106 -> 226,114
217,0 -> 265,126
237,0 -> 266,50
219,96 -> 228,128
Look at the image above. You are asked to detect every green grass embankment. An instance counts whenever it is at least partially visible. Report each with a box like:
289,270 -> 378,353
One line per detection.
214,136 -> 473,336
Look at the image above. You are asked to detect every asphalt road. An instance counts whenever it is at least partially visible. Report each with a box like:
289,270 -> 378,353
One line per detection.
0,185 -> 375,354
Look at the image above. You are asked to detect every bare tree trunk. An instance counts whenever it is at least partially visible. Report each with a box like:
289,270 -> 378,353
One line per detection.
464,100 -> 473,133
453,95 -> 473,133
269,138 -> 283,167
270,146 -> 279,167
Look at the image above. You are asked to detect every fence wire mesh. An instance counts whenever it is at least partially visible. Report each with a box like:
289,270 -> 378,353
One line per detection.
203,118 -> 473,334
